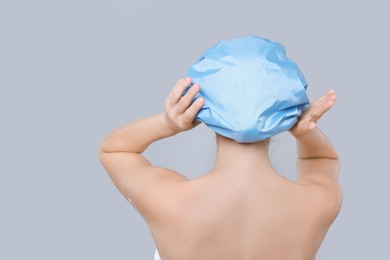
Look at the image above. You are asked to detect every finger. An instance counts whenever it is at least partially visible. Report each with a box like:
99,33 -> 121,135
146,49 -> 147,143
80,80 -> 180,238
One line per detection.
183,96 -> 204,123
320,90 -> 336,104
310,98 -> 335,122
325,89 -> 335,96
170,77 -> 192,103
164,77 -> 192,110
317,92 -> 329,104
176,83 -> 200,113
316,90 -> 334,106
302,90 -> 336,121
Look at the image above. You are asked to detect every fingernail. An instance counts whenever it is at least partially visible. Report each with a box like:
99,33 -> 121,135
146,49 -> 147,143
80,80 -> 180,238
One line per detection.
185,77 -> 191,83
198,97 -> 204,103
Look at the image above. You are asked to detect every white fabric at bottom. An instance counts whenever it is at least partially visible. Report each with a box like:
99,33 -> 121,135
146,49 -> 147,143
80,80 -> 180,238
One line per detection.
154,249 -> 318,260
154,249 -> 161,260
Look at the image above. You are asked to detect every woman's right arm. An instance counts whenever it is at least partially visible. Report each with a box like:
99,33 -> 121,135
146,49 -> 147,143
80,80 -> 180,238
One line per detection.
294,127 -> 340,184
295,127 -> 338,160
289,90 -> 340,184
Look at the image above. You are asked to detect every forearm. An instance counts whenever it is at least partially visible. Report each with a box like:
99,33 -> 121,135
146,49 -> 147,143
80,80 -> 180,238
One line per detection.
99,112 -> 178,154
295,127 -> 339,160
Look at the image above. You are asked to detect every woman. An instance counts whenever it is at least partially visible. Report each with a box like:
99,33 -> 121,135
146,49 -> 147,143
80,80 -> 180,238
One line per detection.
98,37 -> 342,260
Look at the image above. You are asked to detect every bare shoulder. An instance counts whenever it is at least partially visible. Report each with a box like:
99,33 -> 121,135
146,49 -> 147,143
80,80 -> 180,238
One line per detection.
130,167 -> 196,223
297,179 -> 343,223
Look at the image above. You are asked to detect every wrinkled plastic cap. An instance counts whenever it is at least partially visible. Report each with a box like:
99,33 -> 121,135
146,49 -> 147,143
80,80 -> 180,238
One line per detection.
184,35 -> 310,143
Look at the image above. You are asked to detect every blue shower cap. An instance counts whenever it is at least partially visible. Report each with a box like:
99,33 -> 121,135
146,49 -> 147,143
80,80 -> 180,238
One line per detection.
184,35 -> 310,143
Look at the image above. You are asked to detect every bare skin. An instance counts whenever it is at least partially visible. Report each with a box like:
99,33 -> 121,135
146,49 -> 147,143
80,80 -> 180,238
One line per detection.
99,78 -> 342,260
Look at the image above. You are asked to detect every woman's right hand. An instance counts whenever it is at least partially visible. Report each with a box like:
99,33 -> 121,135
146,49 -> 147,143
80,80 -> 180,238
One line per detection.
289,89 -> 337,137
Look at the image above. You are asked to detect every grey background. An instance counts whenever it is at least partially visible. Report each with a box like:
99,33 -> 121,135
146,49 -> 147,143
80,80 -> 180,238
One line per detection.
1,0 -> 388,259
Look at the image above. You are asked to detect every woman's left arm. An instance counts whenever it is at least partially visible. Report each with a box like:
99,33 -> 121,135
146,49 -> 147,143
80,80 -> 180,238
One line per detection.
99,112 -> 178,154
98,77 -> 203,204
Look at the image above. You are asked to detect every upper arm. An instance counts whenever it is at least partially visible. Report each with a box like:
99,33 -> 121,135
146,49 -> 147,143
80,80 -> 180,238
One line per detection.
98,151 -> 189,220
296,158 -> 340,185
296,158 -> 343,221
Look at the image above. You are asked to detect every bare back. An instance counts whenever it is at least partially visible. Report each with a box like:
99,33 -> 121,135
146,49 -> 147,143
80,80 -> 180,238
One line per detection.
99,79 -> 342,260
146,168 -> 342,260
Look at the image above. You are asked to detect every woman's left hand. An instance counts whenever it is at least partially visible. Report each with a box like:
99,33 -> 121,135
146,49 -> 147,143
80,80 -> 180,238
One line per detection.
163,77 -> 204,134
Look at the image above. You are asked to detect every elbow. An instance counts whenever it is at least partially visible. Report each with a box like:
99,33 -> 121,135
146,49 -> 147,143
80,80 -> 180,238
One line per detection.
98,134 -> 114,153
97,147 -> 107,159
98,138 -> 111,154
330,149 -> 340,160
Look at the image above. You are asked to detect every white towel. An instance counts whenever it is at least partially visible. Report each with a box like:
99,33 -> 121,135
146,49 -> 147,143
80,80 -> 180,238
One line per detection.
154,249 -> 161,260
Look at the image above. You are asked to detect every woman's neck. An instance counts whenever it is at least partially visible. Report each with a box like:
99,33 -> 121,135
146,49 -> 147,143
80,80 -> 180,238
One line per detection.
212,133 -> 274,175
